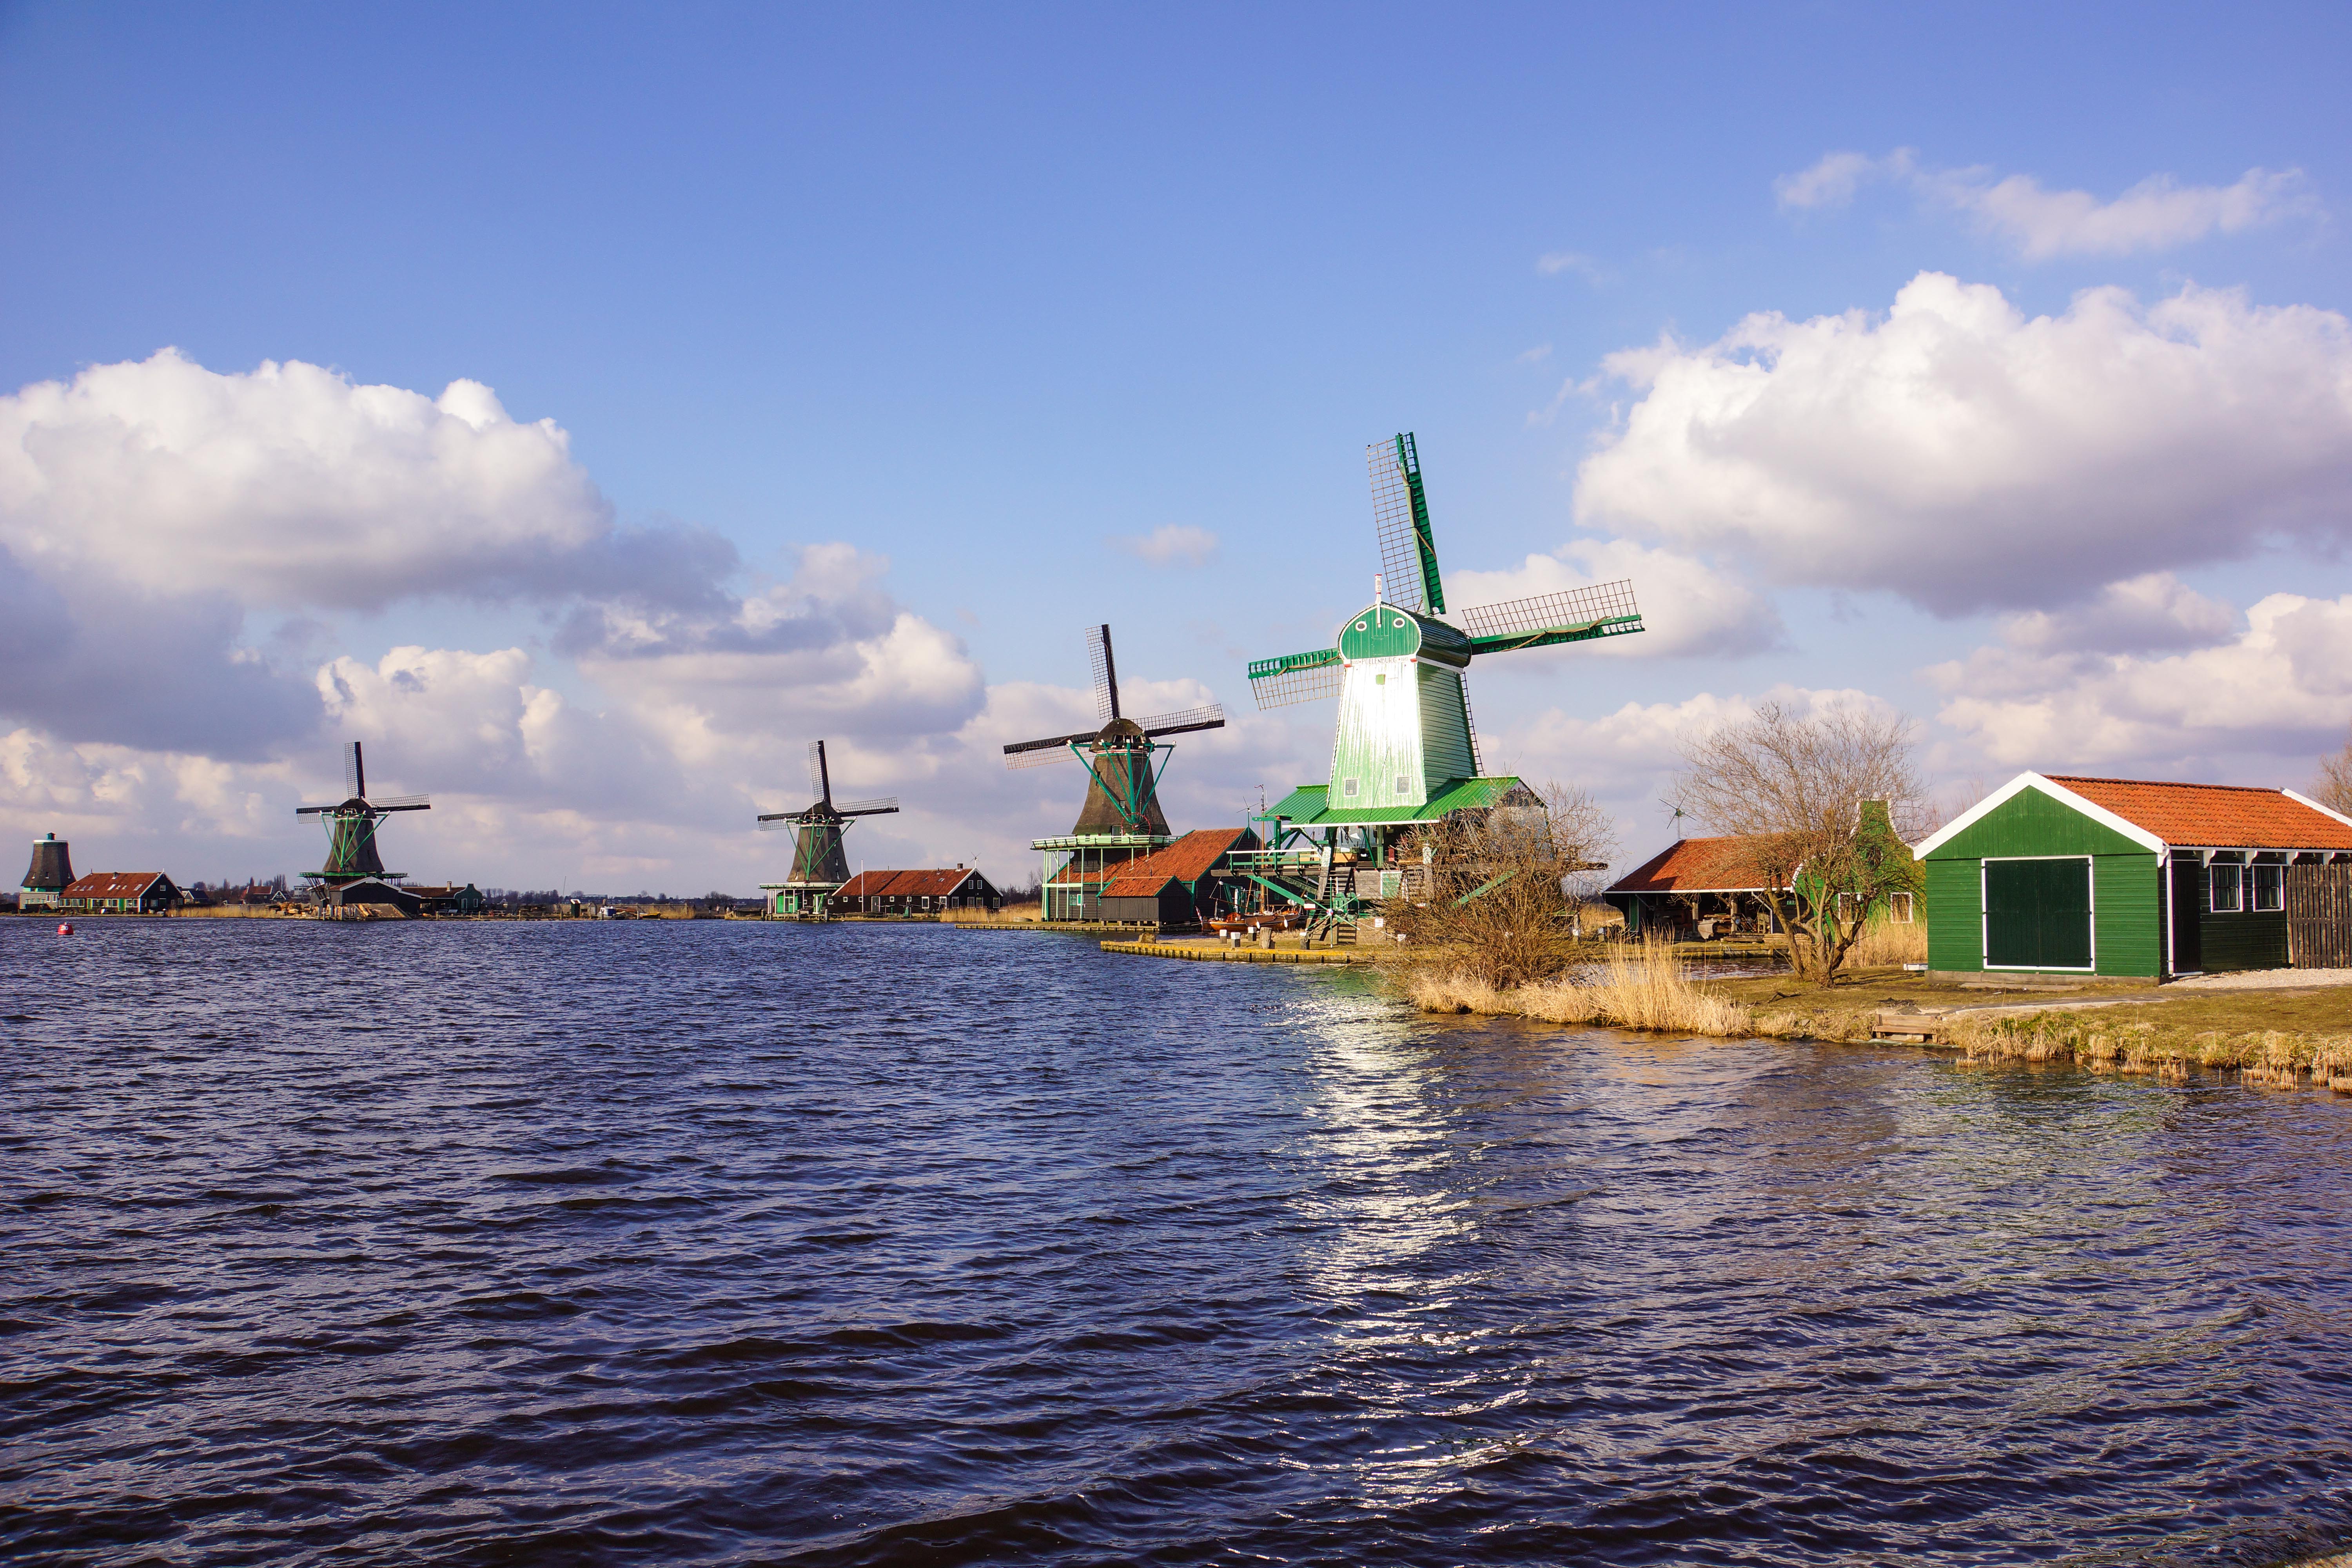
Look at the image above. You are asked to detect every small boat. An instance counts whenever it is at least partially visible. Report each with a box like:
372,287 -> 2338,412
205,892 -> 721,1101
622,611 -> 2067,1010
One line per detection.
1205,908 -> 1303,936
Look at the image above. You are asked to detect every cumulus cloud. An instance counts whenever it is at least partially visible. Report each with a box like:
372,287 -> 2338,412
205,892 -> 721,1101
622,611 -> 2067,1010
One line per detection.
0,349 -> 732,612
1929,592 -> 2352,771
1111,524 -> 1219,567
1576,272 -> 2352,614
1994,573 -> 2238,657
1775,150 -> 2315,258
0,350 -> 1014,887
1441,539 -> 1782,659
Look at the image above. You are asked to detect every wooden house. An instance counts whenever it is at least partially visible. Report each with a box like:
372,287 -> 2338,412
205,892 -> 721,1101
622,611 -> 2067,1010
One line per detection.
1054,828 -> 1259,927
1604,836 -> 1791,940
1912,773 -> 2352,978
62,872 -> 181,913
835,867 -> 1002,916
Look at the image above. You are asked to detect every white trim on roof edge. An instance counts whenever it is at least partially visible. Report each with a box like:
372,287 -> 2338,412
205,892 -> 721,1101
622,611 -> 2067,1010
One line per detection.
1911,772 -> 2166,858
2283,789 -> 2352,834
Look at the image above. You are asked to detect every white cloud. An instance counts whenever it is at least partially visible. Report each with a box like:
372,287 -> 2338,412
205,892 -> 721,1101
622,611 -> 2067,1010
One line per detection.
1111,524 -> 1219,567
1480,684 -> 1898,865
0,351 -> 1020,890
1576,272 -> 2352,613
1441,539 -> 1781,659
1773,150 -> 2315,258
0,349 -> 685,611
1774,150 -> 1895,211
1994,572 -> 2237,656
1536,251 -> 1610,283
1929,591 -> 2352,772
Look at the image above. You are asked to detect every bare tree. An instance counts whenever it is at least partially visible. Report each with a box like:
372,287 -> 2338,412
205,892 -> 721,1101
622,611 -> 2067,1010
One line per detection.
1668,701 -> 1925,986
2317,724 -> 2352,816
1381,781 -> 1619,989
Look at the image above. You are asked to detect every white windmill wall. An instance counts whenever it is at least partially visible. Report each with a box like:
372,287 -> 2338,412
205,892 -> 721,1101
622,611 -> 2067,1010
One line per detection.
1416,665 -> 1476,785
1328,657 -> 1425,810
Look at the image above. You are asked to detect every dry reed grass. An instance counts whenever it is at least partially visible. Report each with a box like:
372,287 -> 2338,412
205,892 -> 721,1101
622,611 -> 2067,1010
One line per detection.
1403,940 -> 1753,1037
1842,916 -> 1927,968
941,904 -> 1044,924
1933,1010 -> 2352,1087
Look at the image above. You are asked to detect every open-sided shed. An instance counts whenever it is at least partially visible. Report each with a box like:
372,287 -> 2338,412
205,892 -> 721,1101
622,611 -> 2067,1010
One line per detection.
1913,773 -> 2352,978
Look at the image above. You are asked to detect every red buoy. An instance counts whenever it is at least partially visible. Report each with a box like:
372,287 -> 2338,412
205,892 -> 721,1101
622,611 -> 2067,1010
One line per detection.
57,922 -> 73,935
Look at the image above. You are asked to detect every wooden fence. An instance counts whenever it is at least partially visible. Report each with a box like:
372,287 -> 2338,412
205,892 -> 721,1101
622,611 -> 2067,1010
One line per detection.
2286,864 -> 2352,969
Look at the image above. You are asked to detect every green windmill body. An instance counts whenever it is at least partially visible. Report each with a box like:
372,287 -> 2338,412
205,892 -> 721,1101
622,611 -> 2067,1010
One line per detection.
1245,434 -> 1644,913
295,741 -> 431,909
758,740 -> 898,918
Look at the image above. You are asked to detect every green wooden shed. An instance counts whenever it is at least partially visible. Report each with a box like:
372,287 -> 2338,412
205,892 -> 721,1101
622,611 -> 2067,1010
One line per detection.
1911,773 -> 2352,978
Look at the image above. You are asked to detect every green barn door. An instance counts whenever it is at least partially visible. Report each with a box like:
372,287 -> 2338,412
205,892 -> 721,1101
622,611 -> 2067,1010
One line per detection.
1984,858 -> 2092,969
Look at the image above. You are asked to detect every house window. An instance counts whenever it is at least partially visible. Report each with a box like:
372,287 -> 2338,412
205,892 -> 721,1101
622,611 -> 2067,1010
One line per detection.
1342,777 -> 1359,797
1888,892 -> 1915,924
2252,864 -> 2284,912
2209,862 -> 2242,912
1394,775 -> 1409,793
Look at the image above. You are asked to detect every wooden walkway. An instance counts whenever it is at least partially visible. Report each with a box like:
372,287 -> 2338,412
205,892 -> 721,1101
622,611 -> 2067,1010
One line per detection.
1100,939 -> 1368,965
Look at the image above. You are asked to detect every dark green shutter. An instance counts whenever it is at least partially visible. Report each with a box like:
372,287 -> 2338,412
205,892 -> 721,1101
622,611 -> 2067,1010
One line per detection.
1984,858 -> 2092,969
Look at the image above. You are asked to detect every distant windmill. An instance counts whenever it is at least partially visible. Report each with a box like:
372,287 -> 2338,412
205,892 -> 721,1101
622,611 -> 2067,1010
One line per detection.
757,740 -> 897,917
295,742 -> 430,893
1003,624 -> 1225,837
1004,625 -> 1226,921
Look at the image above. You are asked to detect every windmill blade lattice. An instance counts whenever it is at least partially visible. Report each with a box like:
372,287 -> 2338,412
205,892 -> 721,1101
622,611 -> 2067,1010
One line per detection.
1085,624 -> 1121,723
1455,579 -> 1642,652
1245,648 -> 1343,710
835,796 -> 899,815
1137,704 -> 1225,737
1369,434 -> 1443,616
344,742 -> 363,800
808,742 -> 828,806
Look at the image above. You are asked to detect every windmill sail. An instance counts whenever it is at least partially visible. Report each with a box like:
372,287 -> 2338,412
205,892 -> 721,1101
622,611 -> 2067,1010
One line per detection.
834,796 -> 899,816
1369,433 -> 1444,616
1137,704 -> 1225,738
1246,646 -> 1343,709
808,741 -> 830,808
345,741 -> 364,800
1086,624 -> 1120,722
1454,579 -> 1643,655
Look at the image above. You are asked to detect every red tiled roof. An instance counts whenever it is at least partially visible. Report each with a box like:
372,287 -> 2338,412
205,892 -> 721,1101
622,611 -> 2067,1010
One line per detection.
837,868 -> 987,897
2046,775 -> 2352,851
64,872 -> 171,900
1048,827 -> 1255,885
1606,836 -> 1787,895
1102,873 -> 1179,899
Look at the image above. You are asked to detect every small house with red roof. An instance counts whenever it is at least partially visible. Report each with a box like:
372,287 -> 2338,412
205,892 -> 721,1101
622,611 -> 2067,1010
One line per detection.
62,871 -> 181,914
1603,835 -> 1801,940
1048,826 -> 1261,927
834,866 -> 1002,917
1912,773 -> 2352,977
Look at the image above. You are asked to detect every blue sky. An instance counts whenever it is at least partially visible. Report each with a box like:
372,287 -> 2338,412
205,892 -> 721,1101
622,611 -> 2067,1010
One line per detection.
4,3 -> 2350,890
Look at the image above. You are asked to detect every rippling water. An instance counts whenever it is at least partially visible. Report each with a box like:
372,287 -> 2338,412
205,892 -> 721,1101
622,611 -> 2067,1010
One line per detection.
6,918 -> 2352,1566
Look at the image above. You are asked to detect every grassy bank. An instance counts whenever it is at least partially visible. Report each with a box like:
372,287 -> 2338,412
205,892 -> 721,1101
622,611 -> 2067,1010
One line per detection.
1401,943 -> 2352,1086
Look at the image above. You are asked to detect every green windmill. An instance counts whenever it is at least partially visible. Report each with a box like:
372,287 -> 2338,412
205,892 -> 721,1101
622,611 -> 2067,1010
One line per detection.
1246,433 -> 1643,908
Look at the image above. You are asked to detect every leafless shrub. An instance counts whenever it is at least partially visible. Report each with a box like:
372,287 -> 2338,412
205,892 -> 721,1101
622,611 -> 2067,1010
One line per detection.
2317,724 -> 2352,815
1668,701 -> 1926,986
1380,781 -> 1619,989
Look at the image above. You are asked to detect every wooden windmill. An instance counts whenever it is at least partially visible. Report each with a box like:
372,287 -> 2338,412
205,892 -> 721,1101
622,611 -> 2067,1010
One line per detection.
1004,624 -> 1224,918
295,741 -> 430,898
757,740 -> 897,917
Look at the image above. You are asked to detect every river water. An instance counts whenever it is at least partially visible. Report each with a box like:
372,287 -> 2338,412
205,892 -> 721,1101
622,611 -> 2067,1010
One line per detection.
5,919 -> 2352,1566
